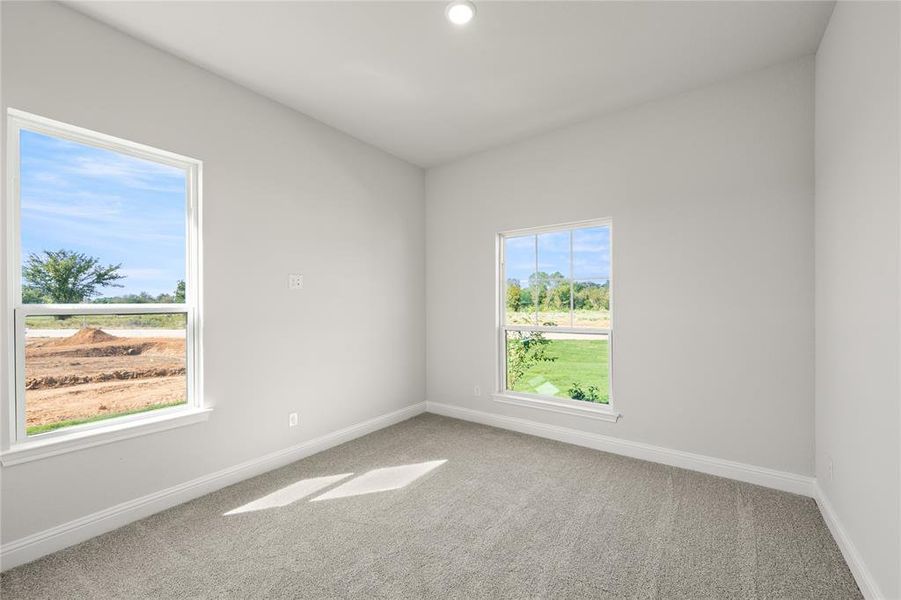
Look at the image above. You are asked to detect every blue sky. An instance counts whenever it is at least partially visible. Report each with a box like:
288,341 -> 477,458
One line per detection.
505,226 -> 611,285
20,129 -> 186,298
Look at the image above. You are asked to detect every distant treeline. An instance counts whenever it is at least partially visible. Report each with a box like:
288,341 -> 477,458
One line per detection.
507,271 -> 609,312
93,280 -> 185,304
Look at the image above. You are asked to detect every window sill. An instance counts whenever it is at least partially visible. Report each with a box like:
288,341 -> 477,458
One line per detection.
0,407 -> 212,466
492,392 -> 621,422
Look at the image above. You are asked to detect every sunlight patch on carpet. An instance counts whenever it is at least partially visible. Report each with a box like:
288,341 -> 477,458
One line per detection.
310,460 -> 447,502
225,473 -> 353,515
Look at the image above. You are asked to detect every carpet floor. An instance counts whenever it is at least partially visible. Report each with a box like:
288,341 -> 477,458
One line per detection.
1,413 -> 861,599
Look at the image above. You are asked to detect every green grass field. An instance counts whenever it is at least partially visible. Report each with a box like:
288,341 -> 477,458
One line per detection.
26,400 -> 187,436
24,313 -> 186,330
509,338 -> 609,403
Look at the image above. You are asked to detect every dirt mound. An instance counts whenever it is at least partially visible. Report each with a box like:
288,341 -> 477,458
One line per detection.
49,327 -> 117,347
26,366 -> 187,390
138,339 -> 185,357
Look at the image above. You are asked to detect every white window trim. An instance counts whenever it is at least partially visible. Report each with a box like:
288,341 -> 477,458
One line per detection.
0,407 -> 212,466
495,218 -> 621,423
2,109 -> 205,463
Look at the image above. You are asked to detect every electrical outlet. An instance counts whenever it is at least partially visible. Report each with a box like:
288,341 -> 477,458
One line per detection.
826,456 -> 834,482
289,412 -> 298,427
288,274 -> 304,290
473,385 -> 481,397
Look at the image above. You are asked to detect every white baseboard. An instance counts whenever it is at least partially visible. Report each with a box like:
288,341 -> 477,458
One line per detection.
0,401 -> 426,572
814,484 -> 884,600
426,401 -> 815,497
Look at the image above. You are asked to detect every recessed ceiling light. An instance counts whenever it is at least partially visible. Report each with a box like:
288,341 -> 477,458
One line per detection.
446,0 -> 476,26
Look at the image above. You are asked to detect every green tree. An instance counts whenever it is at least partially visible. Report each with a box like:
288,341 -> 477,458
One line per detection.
506,331 -> 557,388
174,280 -> 186,303
23,250 -> 124,304
586,284 -> 609,311
546,281 -> 571,311
573,281 -> 609,311
529,271 -> 566,311
519,288 -> 533,308
22,285 -> 46,304
506,281 -> 522,312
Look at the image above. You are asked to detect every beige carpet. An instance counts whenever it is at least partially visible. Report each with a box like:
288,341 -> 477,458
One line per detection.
1,414 -> 861,599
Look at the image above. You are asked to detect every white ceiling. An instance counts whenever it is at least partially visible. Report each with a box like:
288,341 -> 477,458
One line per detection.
68,1 -> 834,167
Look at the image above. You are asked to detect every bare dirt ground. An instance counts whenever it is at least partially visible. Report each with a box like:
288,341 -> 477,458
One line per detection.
25,328 -> 186,430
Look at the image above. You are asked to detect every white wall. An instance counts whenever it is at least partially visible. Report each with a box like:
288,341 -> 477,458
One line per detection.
815,3 -> 901,598
0,2 -> 425,545
426,58 -> 815,477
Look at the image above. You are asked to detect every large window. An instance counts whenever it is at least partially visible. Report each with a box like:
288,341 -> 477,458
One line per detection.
6,110 -> 202,445
498,220 -> 615,417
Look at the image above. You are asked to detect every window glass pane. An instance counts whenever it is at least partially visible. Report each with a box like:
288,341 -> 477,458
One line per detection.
505,331 -> 609,404
504,235 -> 536,325
572,226 -> 610,280
537,230 -> 571,327
19,129 -> 187,304
24,314 -> 187,436
573,279 -> 611,328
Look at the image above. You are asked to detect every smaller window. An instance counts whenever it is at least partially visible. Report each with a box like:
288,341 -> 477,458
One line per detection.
498,220 -> 613,410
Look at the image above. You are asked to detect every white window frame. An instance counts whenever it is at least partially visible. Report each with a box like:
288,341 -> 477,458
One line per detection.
2,109 -> 208,464
495,218 -> 620,422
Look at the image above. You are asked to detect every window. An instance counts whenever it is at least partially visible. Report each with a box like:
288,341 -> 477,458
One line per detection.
497,220 -> 617,419
6,110 -> 202,446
